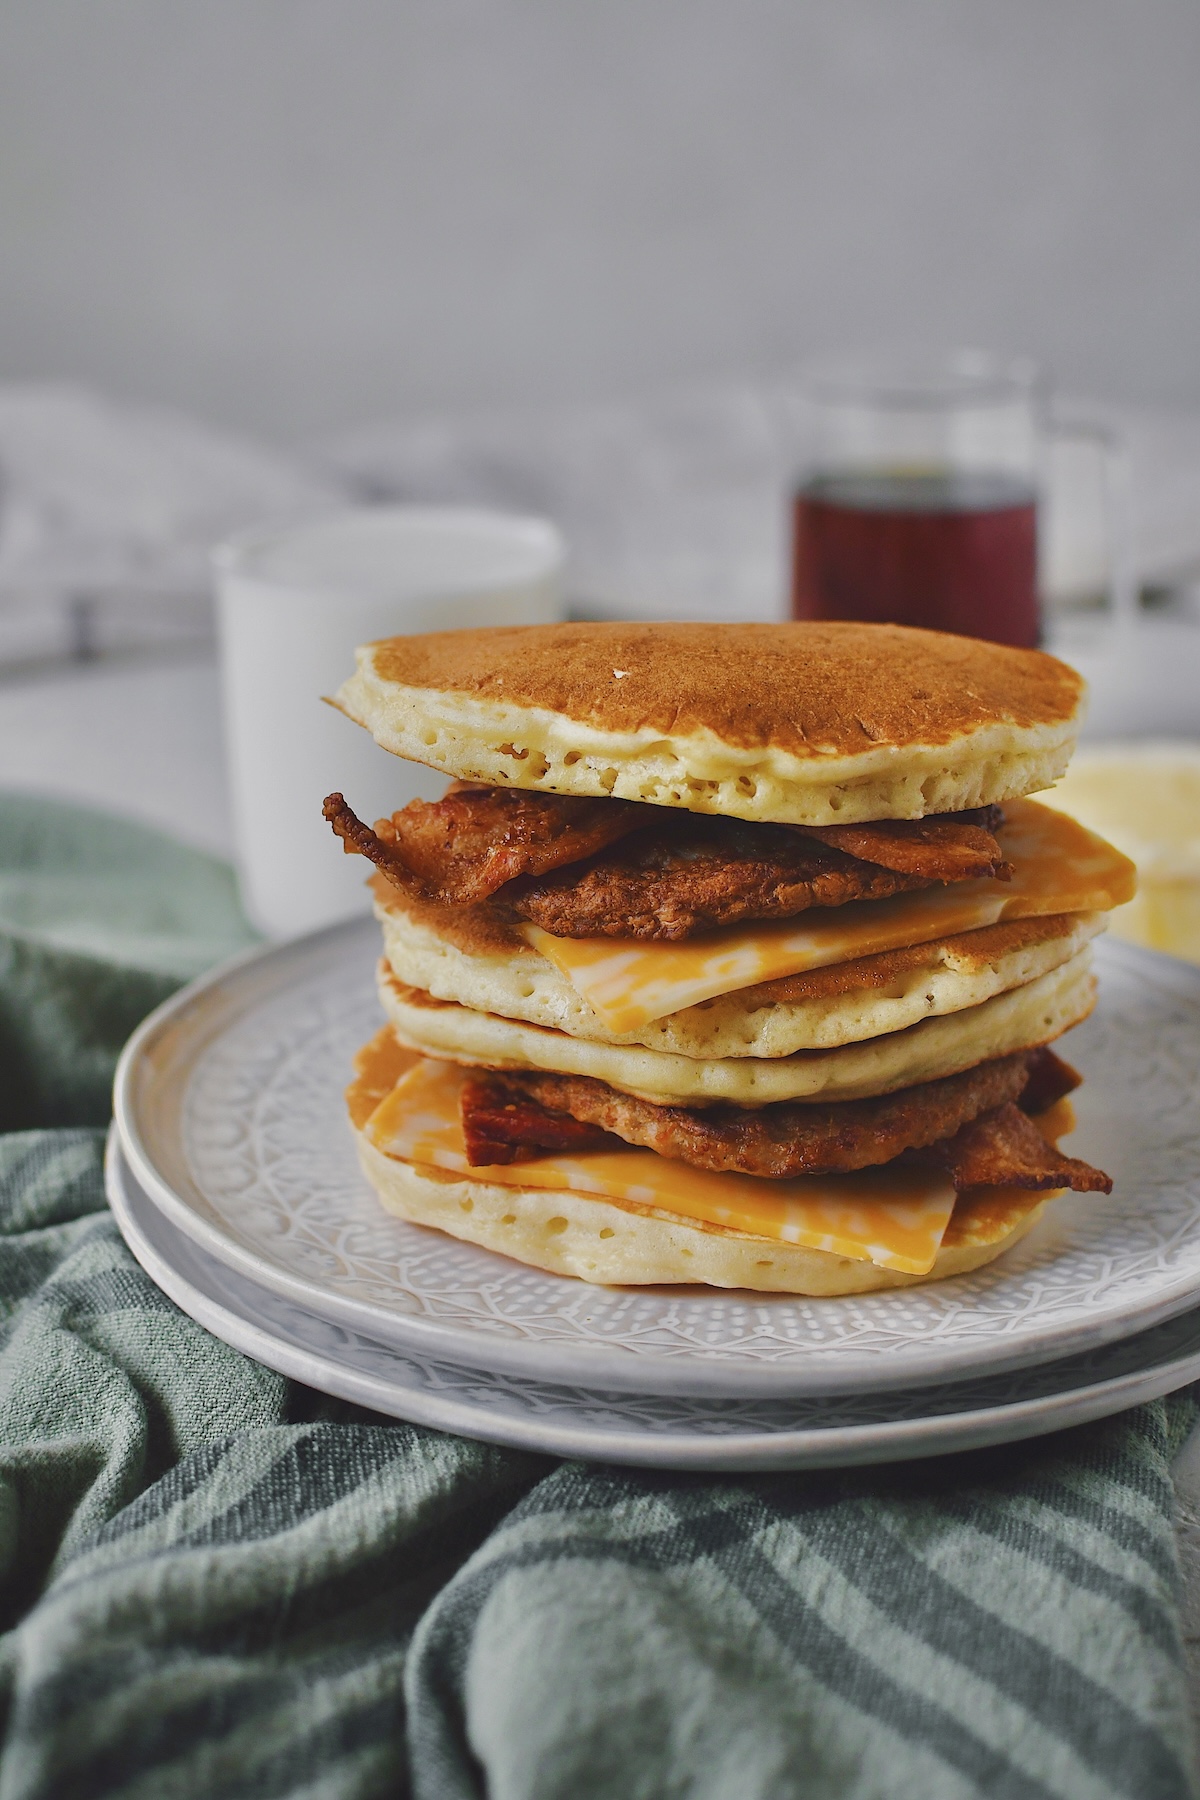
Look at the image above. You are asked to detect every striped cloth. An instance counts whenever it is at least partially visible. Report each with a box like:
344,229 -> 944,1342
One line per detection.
1,790 -> 1198,1798
1,1129 -> 1196,1799
0,793 -> 254,1131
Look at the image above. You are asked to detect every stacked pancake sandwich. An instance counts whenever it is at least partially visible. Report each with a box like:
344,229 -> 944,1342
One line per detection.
324,620 -> 1136,1295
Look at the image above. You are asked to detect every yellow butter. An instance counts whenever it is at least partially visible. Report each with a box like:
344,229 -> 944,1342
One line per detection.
363,1057 -> 959,1274
525,799 -> 1135,1031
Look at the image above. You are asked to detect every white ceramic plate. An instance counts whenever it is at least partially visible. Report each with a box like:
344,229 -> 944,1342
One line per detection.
113,920 -> 1200,1398
107,1130 -> 1200,1471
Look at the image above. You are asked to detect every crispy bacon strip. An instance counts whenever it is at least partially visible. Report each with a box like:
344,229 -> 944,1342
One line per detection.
324,793 -> 424,896
793,806 -> 1012,882
460,1078 -> 613,1165
459,1053 -> 1035,1177
929,1101 -> 1112,1194
1018,1044 -> 1082,1116
323,787 -> 646,906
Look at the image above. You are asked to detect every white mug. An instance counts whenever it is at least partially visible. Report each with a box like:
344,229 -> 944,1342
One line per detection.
214,506 -> 564,938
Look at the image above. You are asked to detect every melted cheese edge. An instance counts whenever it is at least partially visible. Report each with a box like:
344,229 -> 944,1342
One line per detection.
363,1056 -> 960,1274
525,799 -> 1136,1031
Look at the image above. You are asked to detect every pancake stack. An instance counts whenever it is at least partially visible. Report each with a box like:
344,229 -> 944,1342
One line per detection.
324,621 -> 1136,1295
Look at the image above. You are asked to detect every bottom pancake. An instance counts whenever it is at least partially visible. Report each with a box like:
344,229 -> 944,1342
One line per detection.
346,1029 -> 1063,1294
351,1125 -> 1049,1294
376,884 -> 1104,1056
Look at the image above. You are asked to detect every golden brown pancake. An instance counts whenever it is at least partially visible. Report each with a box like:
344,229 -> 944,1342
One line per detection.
332,620 -> 1084,826
344,1026 -> 1065,1295
372,871 -> 1105,1057
376,947 -> 1098,1104
350,1107 -> 1056,1295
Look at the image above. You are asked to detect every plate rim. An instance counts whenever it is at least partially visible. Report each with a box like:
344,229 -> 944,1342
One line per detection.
105,1128 -> 1200,1473
112,918 -> 1200,1399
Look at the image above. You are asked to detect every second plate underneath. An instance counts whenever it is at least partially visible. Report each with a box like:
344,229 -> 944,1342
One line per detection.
107,1132 -> 1200,1471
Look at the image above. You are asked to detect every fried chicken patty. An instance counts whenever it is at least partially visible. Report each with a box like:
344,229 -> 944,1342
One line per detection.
503,815 -> 935,939
457,1045 -> 1108,1194
324,788 -> 1010,941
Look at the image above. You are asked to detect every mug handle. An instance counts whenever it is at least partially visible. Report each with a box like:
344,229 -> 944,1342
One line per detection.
1041,417 -> 1138,627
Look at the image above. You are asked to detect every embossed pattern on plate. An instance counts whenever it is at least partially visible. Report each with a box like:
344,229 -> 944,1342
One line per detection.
107,1133 -> 1200,1470
113,921 -> 1200,1397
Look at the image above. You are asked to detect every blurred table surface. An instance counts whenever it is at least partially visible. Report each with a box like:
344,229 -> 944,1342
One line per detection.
0,648 -> 232,857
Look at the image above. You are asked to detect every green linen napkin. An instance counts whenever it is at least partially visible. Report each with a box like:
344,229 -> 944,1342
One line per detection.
0,792 -> 256,1131
0,789 -> 1197,1799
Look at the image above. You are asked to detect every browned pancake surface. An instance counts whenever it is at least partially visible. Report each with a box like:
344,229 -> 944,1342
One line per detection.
732,915 -> 1090,1007
371,880 -> 1092,1008
366,621 -> 1083,758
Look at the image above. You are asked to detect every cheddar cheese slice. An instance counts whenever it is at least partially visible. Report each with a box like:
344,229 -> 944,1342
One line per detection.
363,1057 -> 960,1274
525,799 -> 1135,1032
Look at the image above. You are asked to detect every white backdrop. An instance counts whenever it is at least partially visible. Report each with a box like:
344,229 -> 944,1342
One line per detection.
1,1 -> 1198,440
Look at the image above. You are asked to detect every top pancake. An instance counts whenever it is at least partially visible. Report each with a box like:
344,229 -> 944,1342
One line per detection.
332,620 -> 1085,826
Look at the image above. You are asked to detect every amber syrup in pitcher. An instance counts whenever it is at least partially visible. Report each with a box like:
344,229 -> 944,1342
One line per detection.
792,469 -> 1039,647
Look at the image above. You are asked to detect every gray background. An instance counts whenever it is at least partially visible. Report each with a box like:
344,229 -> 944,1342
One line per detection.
1,1 -> 1198,440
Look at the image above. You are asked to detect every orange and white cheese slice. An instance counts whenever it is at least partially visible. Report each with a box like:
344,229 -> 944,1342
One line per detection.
525,799 -> 1136,1032
363,1057 -> 959,1274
